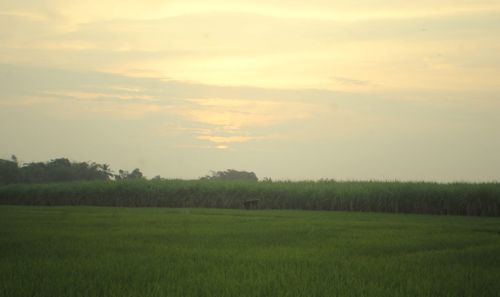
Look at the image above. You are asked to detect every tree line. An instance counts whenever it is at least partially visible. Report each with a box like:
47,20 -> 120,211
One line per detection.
0,155 -> 143,184
0,155 -> 258,184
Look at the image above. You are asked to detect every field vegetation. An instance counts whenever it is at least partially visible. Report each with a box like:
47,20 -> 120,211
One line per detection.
1,179 -> 499,216
1,206 -> 499,297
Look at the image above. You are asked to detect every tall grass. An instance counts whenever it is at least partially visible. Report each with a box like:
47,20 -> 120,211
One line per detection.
0,180 -> 499,216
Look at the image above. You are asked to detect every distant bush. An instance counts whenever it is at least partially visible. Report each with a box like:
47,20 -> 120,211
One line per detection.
200,169 -> 258,181
0,179 -> 499,216
114,168 -> 144,180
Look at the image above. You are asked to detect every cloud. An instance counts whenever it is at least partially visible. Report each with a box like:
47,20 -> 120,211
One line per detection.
3,5 -> 500,91
180,98 -> 318,129
196,135 -> 255,143
44,91 -> 155,102
0,64 -> 324,145
331,77 -> 371,86
1,63 -> 500,180
1,1 -> 500,180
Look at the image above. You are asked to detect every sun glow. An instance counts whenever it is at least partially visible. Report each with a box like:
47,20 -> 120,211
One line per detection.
1,0 -> 500,180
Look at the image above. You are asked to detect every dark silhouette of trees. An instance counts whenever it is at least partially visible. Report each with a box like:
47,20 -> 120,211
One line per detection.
0,156 -> 113,184
0,156 -> 20,184
151,175 -> 163,181
201,169 -> 258,181
1,156 -> 258,185
114,168 -> 144,180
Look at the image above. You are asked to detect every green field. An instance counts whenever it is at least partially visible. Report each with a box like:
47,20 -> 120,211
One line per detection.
1,206 -> 500,297
2,180 -> 500,216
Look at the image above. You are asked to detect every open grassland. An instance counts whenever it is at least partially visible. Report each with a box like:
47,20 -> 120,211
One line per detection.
1,180 -> 500,216
1,206 -> 500,297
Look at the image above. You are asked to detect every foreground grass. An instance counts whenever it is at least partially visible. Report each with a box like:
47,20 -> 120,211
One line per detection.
1,206 -> 500,297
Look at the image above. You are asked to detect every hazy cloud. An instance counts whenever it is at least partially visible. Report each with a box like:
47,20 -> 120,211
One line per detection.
1,0 -> 500,180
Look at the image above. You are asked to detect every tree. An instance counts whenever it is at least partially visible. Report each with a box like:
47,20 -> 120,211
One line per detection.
89,163 -> 113,180
151,175 -> 163,181
1,156 -> 114,183
129,168 -> 144,179
0,158 -> 20,184
200,169 -> 258,181
115,168 -> 144,180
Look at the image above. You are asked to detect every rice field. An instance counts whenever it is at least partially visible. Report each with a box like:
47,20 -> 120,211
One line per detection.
1,206 -> 500,297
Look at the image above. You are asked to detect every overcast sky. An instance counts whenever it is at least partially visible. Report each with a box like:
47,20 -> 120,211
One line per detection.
1,0 -> 500,181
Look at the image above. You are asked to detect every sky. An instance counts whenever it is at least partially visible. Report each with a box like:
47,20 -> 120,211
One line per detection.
1,0 -> 500,181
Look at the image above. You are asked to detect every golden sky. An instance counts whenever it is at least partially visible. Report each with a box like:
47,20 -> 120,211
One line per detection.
1,0 -> 500,180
